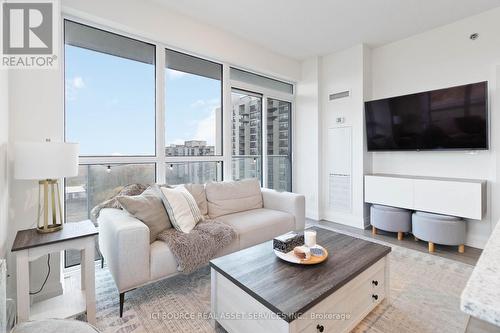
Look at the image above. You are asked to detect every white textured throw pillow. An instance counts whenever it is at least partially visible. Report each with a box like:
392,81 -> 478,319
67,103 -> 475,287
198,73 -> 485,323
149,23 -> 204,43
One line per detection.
159,185 -> 203,233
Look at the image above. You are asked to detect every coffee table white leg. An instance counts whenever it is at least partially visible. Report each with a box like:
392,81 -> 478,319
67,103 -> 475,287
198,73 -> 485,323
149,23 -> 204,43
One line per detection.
210,268 -> 216,328
384,255 -> 391,305
83,239 -> 96,324
16,250 -> 30,322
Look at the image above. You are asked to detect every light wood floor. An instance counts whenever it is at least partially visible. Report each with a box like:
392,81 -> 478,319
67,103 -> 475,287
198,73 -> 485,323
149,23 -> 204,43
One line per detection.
308,219 -> 482,266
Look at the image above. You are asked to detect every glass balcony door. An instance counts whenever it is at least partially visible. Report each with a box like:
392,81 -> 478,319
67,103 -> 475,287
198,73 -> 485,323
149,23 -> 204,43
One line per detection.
231,89 -> 263,183
266,98 -> 292,191
230,88 -> 293,191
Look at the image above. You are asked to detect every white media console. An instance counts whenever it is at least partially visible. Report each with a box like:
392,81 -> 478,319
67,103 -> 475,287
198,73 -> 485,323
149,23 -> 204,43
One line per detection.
364,174 -> 487,220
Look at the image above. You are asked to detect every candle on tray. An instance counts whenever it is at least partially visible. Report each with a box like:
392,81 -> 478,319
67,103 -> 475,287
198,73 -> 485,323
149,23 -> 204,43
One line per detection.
304,230 -> 317,247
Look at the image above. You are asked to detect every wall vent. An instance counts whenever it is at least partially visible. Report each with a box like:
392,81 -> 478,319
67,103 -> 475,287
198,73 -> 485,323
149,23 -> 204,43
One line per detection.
329,90 -> 350,101
329,174 -> 352,213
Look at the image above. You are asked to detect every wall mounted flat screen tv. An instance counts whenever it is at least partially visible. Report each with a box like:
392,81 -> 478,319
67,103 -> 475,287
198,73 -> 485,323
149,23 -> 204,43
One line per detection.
365,81 -> 488,151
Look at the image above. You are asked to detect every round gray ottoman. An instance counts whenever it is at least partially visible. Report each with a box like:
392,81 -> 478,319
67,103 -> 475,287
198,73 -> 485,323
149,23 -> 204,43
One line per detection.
412,211 -> 466,253
12,319 -> 100,333
370,204 -> 412,240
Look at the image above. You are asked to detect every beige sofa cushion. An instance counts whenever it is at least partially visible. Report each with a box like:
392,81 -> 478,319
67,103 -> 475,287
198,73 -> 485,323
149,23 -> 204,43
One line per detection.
206,179 -> 263,219
216,208 -> 294,249
184,183 -> 208,216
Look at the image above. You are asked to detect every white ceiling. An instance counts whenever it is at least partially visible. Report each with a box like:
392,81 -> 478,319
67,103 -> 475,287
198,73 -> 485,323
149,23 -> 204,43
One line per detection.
151,0 -> 500,60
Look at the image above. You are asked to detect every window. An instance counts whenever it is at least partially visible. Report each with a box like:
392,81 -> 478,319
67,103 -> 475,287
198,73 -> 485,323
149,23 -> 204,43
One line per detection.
64,20 -> 158,267
64,19 -> 294,267
65,20 -> 156,156
267,98 -> 292,191
165,49 -> 222,156
231,90 -> 262,182
230,68 -> 293,191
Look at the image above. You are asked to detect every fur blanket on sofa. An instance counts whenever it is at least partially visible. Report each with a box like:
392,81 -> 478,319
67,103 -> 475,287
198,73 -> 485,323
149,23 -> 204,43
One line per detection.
157,219 -> 236,274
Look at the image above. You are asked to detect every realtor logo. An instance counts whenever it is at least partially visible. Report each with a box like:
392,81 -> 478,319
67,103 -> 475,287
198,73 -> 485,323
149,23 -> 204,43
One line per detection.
3,2 -> 52,54
1,0 -> 59,69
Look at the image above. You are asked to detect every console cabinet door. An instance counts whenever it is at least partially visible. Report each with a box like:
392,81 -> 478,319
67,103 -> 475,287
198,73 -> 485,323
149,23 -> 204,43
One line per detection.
413,179 -> 483,220
364,176 -> 413,209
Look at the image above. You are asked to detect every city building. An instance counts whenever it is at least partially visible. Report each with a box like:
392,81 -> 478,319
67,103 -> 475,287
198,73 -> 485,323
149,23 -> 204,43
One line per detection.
231,94 -> 291,191
165,140 -> 218,184
165,140 -> 215,156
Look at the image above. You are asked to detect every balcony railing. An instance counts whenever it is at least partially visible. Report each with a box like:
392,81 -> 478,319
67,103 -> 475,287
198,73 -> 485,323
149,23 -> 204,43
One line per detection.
231,155 -> 262,183
266,155 -> 291,192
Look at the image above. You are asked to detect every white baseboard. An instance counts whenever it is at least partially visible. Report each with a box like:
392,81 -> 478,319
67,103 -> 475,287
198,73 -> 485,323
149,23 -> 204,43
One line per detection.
322,212 -> 366,229
466,233 -> 489,250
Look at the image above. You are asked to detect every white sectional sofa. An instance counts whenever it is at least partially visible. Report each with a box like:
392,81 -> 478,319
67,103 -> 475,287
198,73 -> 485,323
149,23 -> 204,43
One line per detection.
98,181 -> 305,317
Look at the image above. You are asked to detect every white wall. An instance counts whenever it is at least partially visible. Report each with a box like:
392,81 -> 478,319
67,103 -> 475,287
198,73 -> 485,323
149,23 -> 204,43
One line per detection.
369,7 -> 500,248
307,7 -> 500,248
295,57 -> 320,219
62,0 -> 301,82
0,69 -> 8,259
319,45 -> 371,228
6,0 -> 301,299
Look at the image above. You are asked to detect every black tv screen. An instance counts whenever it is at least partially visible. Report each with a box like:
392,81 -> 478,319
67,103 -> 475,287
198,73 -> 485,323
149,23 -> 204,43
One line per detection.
365,81 -> 488,151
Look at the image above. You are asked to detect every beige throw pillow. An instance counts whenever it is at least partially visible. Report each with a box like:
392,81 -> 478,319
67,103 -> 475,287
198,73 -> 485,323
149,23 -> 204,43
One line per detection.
183,183 -> 208,216
205,179 -> 263,219
158,185 -> 203,233
116,186 -> 171,243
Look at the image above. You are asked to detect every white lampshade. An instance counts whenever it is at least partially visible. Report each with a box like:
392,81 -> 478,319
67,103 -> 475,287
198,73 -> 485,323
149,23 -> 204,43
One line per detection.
15,141 -> 79,180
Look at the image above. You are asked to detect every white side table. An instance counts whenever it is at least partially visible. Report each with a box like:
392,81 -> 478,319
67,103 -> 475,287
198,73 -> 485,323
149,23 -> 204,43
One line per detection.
11,221 -> 98,325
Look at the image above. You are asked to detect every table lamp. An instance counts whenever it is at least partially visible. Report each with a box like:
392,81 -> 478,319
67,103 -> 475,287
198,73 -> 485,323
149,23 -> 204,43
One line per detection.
15,139 -> 79,233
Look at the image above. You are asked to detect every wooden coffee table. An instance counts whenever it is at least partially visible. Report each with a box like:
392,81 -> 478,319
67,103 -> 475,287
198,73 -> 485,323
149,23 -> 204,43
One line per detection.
210,227 -> 391,333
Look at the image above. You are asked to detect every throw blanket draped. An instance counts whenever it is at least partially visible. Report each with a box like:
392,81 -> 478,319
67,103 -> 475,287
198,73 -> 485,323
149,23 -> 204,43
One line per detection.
157,220 -> 236,274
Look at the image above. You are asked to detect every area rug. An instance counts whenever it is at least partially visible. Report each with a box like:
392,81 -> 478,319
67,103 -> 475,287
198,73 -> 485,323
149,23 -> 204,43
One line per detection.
90,227 -> 473,333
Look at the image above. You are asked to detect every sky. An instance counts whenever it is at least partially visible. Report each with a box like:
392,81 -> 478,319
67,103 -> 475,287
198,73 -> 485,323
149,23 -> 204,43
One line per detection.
165,69 -> 220,147
65,45 -> 221,156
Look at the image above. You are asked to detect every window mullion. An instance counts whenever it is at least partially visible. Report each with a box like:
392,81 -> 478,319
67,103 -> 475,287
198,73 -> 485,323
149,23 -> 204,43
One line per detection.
156,46 -> 166,183
222,64 -> 232,181
262,96 -> 268,188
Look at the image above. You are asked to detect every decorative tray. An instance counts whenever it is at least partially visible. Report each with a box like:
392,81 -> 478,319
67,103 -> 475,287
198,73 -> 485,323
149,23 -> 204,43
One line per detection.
274,245 -> 328,265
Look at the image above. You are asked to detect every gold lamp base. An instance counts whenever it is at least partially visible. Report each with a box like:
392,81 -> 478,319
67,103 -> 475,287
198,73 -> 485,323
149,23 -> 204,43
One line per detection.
37,179 -> 64,234
37,223 -> 63,234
